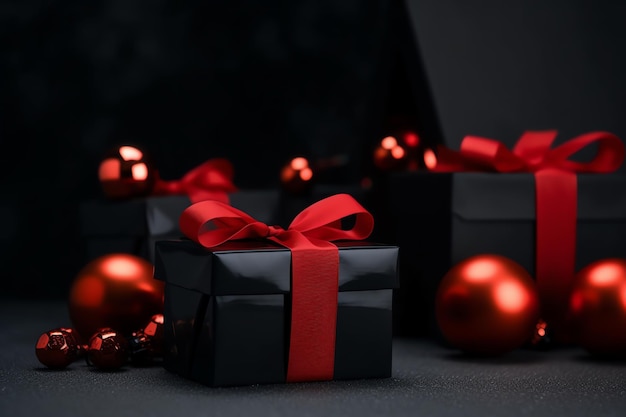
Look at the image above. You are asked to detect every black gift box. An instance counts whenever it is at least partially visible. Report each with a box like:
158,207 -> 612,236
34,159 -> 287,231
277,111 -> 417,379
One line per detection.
388,171 -> 626,338
79,191 -> 282,264
153,239 -> 398,387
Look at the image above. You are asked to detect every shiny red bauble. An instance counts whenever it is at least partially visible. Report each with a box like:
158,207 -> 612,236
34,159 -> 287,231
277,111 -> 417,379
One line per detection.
568,258 -> 626,357
280,157 -> 314,195
98,145 -> 156,199
87,328 -> 129,370
373,136 -> 409,172
35,328 -> 82,369
68,253 -> 164,341
436,254 -> 540,356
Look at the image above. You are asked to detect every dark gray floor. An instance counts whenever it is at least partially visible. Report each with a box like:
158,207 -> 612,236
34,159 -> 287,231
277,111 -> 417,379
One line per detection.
1,299 -> 625,417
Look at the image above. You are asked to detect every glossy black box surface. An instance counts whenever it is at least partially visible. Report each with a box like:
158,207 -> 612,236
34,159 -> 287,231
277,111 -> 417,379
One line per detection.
154,239 -> 399,387
387,171 -> 626,338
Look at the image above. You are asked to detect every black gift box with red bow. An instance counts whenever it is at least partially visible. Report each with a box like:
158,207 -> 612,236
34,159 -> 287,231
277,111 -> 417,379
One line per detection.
152,194 -> 398,387
387,131 -> 626,340
153,239 -> 398,387
389,171 -> 626,339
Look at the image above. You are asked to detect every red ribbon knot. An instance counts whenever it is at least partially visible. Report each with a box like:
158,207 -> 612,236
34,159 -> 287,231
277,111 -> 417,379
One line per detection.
266,225 -> 285,237
179,193 -> 374,381
434,130 -> 624,340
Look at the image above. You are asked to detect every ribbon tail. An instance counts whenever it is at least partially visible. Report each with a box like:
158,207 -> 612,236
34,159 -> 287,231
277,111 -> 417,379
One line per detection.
535,169 -> 577,341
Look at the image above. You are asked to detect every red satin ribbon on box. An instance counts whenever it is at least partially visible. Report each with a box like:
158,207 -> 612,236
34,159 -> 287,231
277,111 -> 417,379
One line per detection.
433,131 -> 624,336
152,158 -> 237,204
179,193 -> 374,382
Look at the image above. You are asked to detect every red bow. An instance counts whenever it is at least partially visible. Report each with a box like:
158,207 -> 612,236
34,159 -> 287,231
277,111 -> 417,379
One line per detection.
153,158 -> 237,204
434,130 -> 624,338
180,193 -> 374,382
434,130 -> 624,173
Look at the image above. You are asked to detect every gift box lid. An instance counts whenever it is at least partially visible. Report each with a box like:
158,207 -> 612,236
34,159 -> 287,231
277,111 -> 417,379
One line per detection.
154,239 -> 399,296
451,173 -> 626,221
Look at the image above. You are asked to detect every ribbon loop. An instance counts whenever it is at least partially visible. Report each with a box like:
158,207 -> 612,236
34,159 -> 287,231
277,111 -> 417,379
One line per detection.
289,194 -> 374,241
540,131 -> 624,172
180,200 -> 261,248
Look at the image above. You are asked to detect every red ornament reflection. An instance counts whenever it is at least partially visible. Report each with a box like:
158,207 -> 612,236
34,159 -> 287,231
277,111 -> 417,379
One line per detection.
68,253 -> 164,341
568,258 -> 626,357
435,254 -> 540,356
98,145 -> 155,199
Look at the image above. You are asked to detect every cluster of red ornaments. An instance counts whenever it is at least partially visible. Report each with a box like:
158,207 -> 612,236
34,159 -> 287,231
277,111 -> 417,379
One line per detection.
436,255 -> 626,358
98,145 -> 156,200
35,314 -> 164,371
36,252 -> 166,371
372,131 -> 437,172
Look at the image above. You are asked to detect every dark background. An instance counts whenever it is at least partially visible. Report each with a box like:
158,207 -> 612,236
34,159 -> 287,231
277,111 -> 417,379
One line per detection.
2,0 -> 626,299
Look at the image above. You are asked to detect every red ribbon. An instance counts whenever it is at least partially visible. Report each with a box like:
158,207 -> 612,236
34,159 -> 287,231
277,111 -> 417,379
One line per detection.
179,193 -> 374,382
152,158 -> 237,204
433,131 -> 624,336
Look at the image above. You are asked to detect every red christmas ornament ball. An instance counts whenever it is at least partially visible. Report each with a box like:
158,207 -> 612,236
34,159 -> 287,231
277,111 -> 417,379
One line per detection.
87,328 -> 128,370
35,328 -> 81,369
373,136 -> 408,172
68,253 -> 164,341
143,314 -> 164,348
98,145 -> 155,199
128,313 -> 165,365
280,157 -> 314,195
435,254 -> 540,356
568,258 -> 626,357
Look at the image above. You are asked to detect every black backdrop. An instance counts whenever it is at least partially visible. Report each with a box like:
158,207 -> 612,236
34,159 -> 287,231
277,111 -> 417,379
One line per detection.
2,0 -> 626,299
0,0 -> 411,298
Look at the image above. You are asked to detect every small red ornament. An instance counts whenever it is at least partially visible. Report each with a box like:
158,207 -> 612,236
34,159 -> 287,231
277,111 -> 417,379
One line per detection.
128,330 -> 154,366
568,258 -> 626,357
436,254 -> 540,356
68,253 -> 164,341
373,136 -> 408,172
526,318 -> 553,350
35,328 -> 81,369
98,145 -> 156,199
400,131 -> 422,171
143,314 -> 164,349
87,328 -> 129,370
128,313 -> 165,366
280,157 -> 314,195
